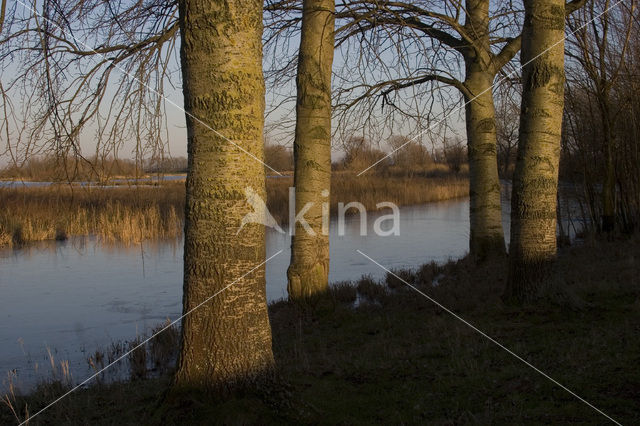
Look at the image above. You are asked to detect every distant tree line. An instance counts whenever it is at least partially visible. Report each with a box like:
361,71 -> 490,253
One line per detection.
266,135 -> 468,176
0,155 -> 188,180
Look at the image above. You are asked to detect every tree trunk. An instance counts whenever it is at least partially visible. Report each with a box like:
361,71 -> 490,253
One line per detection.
287,0 -> 335,300
601,105 -> 616,232
174,0 -> 274,390
506,0 -> 567,303
464,68 -> 506,259
462,0 -> 506,260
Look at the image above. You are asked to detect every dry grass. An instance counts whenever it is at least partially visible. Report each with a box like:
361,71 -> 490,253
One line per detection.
267,171 -> 469,224
0,172 -> 468,247
0,184 -> 184,247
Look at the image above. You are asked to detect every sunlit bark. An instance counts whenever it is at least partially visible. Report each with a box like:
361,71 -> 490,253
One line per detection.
506,0 -> 568,302
463,0 -> 507,259
287,0 -> 335,299
174,0 -> 274,389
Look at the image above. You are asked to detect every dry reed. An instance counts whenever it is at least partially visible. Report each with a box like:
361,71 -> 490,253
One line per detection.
0,184 -> 184,247
0,172 -> 468,247
267,172 -> 469,224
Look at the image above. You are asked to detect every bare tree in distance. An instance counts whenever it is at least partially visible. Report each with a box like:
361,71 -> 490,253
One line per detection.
441,136 -> 467,175
264,142 -> 294,172
566,0 -> 636,233
495,84 -> 521,178
0,0 -> 180,180
339,135 -> 388,171
388,135 -> 433,177
563,1 -> 640,234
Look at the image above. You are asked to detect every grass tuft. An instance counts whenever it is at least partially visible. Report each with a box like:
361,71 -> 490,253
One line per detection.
329,281 -> 358,304
385,268 -> 416,289
356,275 -> 388,302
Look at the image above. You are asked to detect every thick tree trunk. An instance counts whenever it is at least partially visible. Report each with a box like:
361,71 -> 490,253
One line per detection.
464,69 -> 506,259
462,0 -> 506,260
506,0 -> 567,303
287,0 -> 335,300
174,0 -> 274,390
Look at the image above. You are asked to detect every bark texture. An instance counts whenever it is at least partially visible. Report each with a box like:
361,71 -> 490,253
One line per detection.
462,0 -> 506,260
506,0 -> 566,302
464,69 -> 505,259
287,0 -> 335,300
601,110 -> 616,232
174,0 -> 274,390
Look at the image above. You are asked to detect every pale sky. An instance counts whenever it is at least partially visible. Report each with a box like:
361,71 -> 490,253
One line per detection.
0,3 -> 470,168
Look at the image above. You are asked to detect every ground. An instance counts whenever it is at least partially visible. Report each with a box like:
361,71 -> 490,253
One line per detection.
2,235 -> 639,425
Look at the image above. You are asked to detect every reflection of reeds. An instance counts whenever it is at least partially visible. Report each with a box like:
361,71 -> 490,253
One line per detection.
0,172 -> 468,247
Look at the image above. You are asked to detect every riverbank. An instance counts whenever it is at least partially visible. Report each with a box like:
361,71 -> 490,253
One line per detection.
3,235 -> 638,424
0,173 -> 468,247
0,183 -> 185,247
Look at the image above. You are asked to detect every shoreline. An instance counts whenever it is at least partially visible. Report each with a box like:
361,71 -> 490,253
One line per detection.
3,235 -> 638,424
0,174 -> 469,247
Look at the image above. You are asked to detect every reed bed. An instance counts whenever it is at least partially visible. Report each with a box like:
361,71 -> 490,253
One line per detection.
0,173 -> 468,247
267,172 -> 469,224
0,184 -> 184,248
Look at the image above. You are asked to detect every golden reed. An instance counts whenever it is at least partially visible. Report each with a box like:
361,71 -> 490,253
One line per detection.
1,173 -> 468,247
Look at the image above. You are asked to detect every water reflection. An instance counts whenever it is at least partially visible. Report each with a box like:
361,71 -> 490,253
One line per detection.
0,194 -> 582,391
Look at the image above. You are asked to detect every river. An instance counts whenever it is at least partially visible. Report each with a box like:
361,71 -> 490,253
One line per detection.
0,193 -> 583,391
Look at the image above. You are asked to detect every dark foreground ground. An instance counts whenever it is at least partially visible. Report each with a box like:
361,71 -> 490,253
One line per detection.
2,235 -> 639,425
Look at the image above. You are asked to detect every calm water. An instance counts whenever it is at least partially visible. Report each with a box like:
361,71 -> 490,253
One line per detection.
0,193 -> 582,391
